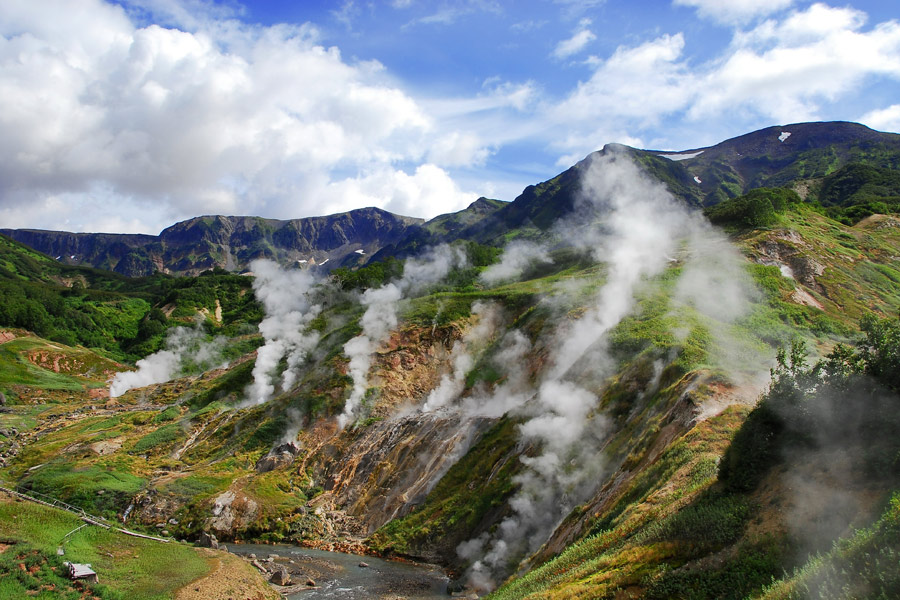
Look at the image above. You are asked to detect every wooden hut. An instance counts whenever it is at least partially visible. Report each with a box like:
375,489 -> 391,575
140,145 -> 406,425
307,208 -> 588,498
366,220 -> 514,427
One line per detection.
64,562 -> 99,584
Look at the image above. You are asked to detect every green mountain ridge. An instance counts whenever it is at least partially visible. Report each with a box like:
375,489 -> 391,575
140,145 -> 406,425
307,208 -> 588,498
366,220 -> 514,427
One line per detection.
366,121 -> 900,253
1,207 -> 426,277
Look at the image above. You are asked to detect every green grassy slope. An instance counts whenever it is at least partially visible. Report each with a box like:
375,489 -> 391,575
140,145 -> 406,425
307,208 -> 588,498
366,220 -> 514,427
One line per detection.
0,235 -> 262,360
0,494 -> 210,599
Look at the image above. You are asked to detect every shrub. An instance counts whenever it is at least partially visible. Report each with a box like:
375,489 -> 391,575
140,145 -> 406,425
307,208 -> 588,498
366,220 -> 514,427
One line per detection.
132,423 -> 183,454
704,188 -> 799,228
244,418 -> 284,451
720,316 -> 900,494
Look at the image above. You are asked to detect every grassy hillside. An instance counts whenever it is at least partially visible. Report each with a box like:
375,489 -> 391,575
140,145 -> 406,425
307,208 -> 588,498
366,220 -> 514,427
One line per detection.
0,494 -> 209,599
0,235 -> 262,360
0,490 -> 276,599
1,157 -> 899,600
490,314 -> 900,599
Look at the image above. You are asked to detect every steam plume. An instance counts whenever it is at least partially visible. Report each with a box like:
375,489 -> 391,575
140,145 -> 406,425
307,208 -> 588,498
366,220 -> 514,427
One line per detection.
459,329 -> 534,418
547,151 -> 693,380
459,149 -> 753,591
245,259 -> 321,405
422,301 -> 501,412
338,244 -> 466,428
109,315 -> 226,398
480,241 -> 552,287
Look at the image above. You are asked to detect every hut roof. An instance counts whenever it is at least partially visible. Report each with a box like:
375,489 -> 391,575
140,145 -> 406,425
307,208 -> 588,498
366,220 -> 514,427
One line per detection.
65,562 -> 96,579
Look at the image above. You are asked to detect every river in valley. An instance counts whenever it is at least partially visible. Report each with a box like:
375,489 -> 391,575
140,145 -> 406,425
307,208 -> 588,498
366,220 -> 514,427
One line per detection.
230,542 -> 452,599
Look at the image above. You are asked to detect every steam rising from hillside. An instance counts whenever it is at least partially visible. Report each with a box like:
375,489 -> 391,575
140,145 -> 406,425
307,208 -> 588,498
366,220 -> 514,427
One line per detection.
458,329 -> 533,418
109,316 -> 225,398
458,150 -> 757,591
422,301 -> 501,412
339,244 -> 466,428
480,241 -> 553,286
245,259 -> 321,405
547,153 -> 693,381
672,228 -> 763,390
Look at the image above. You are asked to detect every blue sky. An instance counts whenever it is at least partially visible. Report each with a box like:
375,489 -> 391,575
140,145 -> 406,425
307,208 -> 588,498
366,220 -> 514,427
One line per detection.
1,0 -> 899,234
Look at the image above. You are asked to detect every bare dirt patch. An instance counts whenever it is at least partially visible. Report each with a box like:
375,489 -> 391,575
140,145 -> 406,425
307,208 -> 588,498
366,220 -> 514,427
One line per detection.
174,549 -> 279,600
90,437 -> 124,456
855,214 -> 900,230
693,381 -> 760,423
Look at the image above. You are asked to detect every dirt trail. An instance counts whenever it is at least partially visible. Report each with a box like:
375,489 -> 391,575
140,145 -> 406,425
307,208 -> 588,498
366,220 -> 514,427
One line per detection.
175,548 -> 280,600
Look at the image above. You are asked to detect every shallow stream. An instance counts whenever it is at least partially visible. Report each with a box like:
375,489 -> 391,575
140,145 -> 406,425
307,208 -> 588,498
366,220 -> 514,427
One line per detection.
230,542 -> 451,599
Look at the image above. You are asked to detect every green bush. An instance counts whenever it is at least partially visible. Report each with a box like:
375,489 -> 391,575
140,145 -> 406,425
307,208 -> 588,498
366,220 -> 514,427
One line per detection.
633,492 -> 751,551
718,400 -> 784,493
152,406 -> 180,423
187,358 -> 254,409
332,257 -> 404,291
704,188 -> 799,228
132,423 -> 183,454
720,316 -> 900,494
244,418 -> 284,451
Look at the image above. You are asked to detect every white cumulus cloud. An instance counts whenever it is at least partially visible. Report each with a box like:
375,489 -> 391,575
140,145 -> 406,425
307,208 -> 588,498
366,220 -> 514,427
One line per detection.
545,3 -> 900,161
0,0 -> 477,232
320,164 -> 477,218
552,19 -> 597,59
689,4 -> 900,122
674,0 -> 794,24
861,104 -> 900,133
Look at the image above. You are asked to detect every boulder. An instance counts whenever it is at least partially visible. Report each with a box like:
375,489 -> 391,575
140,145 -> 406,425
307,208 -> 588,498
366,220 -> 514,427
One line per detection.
269,566 -> 291,586
254,441 -> 302,473
276,440 -> 302,456
197,532 -> 219,550
207,490 -> 258,535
